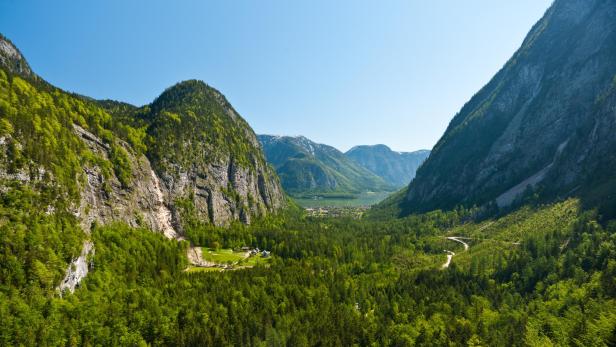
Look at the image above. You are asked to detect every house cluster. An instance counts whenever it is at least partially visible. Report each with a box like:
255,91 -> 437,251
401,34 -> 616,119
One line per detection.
305,206 -> 369,218
240,246 -> 271,258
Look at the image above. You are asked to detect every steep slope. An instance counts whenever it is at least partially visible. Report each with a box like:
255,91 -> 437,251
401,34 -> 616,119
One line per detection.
401,0 -> 616,216
345,145 -> 429,187
0,34 -> 285,290
0,33 -> 35,79
140,81 -> 285,225
258,135 -> 393,195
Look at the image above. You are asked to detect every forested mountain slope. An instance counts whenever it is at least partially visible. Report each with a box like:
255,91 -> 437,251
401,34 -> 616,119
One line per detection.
0,33 -> 285,292
1,20 -> 616,346
345,144 -> 429,187
0,34 -> 284,231
401,0 -> 616,217
258,134 -> 393,195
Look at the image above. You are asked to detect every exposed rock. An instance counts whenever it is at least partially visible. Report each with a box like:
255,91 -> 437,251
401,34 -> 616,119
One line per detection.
403,0 -> 616,214
0,34 -> 35,78
73,124 -> 180,236
58,241 -> 94,295
150,169 -> 180,239
160,157 -> 284,226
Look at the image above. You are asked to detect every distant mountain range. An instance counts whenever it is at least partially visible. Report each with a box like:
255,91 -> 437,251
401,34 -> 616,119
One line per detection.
258,135 -> 429,196
345,145 -> 429,188
258,135 -> 392,196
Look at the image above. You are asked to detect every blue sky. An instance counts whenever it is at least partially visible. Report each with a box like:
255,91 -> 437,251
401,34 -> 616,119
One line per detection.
0,0 -> 552,152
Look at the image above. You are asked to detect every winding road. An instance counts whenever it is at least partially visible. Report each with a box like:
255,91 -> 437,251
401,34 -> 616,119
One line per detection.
441,237 -> 470,268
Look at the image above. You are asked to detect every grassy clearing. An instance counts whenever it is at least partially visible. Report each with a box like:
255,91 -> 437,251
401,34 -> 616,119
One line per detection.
187,248 -> 273,273
242,255 -> 272,267
201,248 -> 247,264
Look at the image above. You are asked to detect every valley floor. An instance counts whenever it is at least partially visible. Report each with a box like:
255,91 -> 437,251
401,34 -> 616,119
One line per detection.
2,198 -> 615,346
293,191 -> 392,208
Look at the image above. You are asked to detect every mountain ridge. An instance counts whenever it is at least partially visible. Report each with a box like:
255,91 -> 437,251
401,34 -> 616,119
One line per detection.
258,134 -> 394,196
396,0 -> 616,218
345,144 -> 430,188
0,34 -> 286,235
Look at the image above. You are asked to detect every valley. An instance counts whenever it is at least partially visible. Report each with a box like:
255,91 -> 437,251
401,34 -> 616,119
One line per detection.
258,135 -> 428,208
293,191 -> 391,208
1,0 -> 616,345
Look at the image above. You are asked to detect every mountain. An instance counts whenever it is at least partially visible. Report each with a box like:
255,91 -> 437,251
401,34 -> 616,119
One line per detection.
258,135 -> 393,196
129,80 -> 285,226
0,31 -> 285,273
345,145 -> 430,187
0,33 -> 35,79
395,0 -> 616,217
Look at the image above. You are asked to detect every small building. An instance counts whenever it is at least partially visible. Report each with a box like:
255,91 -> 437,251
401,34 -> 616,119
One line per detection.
261,250 -> 271,258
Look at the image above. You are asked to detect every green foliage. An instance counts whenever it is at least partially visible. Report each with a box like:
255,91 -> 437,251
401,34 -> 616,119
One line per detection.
0,70 -> 148,201
109,143 -> 132,188
1,188 -> 616,346
145,80 -> 266,173
259,134 -> 394,196
0,184 -> 84,291
1,40 -> 614,346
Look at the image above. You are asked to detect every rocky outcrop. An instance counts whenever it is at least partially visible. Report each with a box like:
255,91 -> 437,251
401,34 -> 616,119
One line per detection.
140,80 -> 286,226
159,157 -> 285,226
73,124 -> 180,236
58,241 -> 94,294
403,0 -> 616,214
0,34 -> 34,79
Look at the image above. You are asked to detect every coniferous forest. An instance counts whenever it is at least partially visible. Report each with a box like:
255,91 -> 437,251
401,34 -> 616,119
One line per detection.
2,0 -> 616,345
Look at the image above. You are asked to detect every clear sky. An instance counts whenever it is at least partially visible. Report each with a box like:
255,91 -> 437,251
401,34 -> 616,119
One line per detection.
0,0 -> 552,152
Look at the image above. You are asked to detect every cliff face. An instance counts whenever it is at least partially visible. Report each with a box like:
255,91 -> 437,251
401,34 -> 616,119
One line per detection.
72,124 -> 180,237
0,35 -> 285,236
403,0 -> 616,215
0,34 -> 34,78
0,34 -> 287,291
141,81 -> 285,226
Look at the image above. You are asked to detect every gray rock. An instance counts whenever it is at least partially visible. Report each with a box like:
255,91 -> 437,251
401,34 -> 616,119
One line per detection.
404,0 -> 616,213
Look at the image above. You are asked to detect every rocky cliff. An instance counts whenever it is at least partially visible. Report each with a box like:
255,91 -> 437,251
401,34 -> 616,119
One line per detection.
141,81 -> 285,226
0,34 -> 286,291
0,34 -> 285,234
402,0 -> 616,216
0,33 -> 34,79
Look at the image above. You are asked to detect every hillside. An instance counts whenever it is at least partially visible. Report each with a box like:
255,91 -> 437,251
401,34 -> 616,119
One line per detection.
345,144 -> 429,187
2,3 -> 616,345
398,0 -> 616,217
258,134 -> 393,196
0,34 -> 285,291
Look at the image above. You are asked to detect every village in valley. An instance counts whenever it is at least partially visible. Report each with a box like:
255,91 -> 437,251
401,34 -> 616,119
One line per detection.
304,206 -> 370,218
